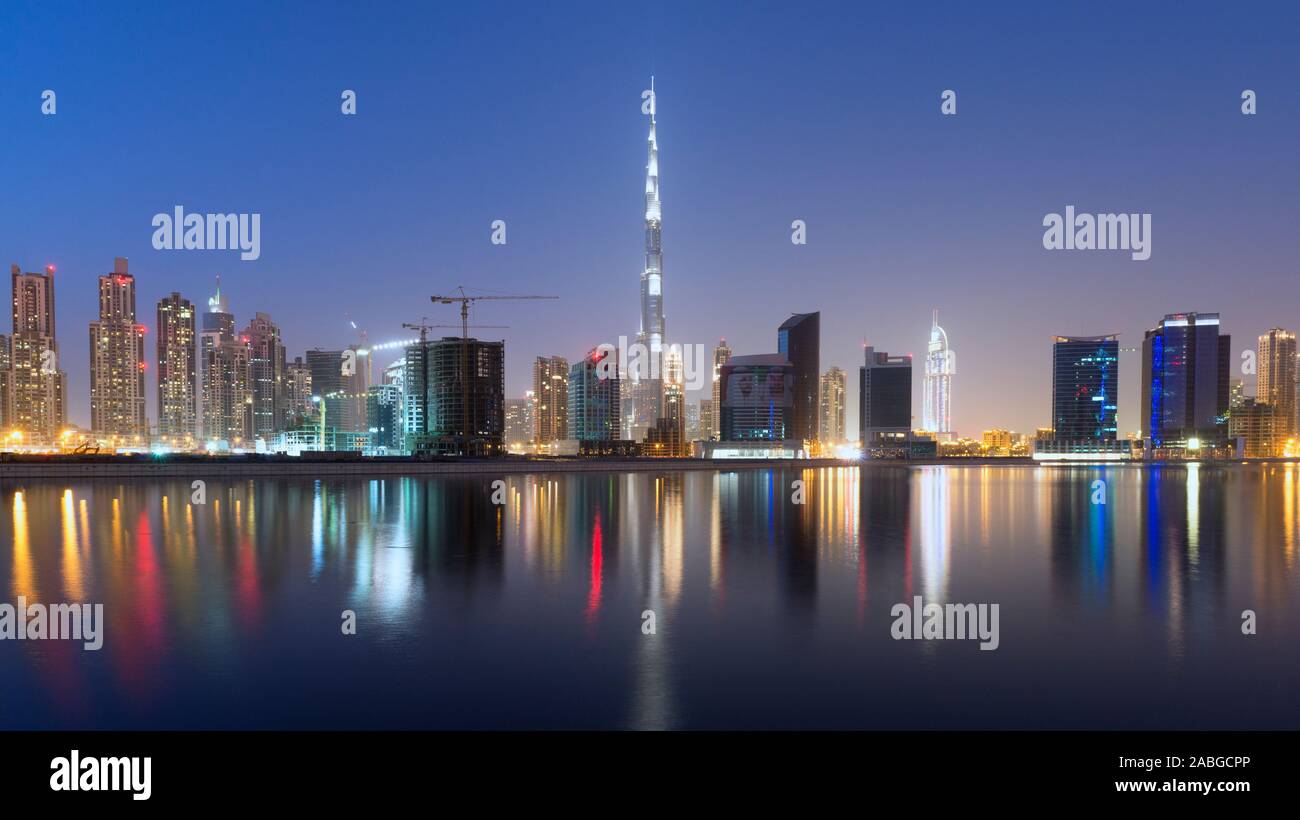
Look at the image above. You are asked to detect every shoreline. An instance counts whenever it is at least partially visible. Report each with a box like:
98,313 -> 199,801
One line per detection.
0,454 -> 1291,479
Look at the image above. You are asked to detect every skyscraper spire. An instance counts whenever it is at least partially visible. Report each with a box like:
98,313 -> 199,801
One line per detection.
208,274 -> 228,314
630,75 -> 666,439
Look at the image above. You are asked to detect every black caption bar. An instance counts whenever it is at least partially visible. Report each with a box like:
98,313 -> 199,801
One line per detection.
0,731 -> 1284,808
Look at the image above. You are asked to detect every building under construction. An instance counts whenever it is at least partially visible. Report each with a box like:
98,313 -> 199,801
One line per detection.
406,336 -> 505,456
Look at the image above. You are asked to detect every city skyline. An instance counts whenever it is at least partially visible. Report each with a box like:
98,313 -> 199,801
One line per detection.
4,3 -> 1298,438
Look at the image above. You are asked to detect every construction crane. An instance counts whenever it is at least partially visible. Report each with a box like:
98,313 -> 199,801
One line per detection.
429,287 -> 557,340
402,318 -> 507,344
428,288 -> 558,455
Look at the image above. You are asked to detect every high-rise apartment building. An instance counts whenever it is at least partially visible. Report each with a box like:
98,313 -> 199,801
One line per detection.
89,258 -> 147,444
200,278 -> 251,445
242,312 -> 286,440
819,366 -> 846,443
156,292 -> 197,447
1257,327 -> 1296,447
710,338 -> 731,440
10,263 -> 67,443
0,333 -> 10,430
284,356 -> 314,426
505,398 -> 531,450
533,355 -> 568,445
698,398 -> 714,442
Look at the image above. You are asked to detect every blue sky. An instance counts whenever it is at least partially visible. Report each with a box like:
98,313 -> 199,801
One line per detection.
3,0 -> 1299,436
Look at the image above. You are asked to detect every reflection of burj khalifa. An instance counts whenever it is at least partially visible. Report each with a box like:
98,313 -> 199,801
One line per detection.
628,77 -> 665,441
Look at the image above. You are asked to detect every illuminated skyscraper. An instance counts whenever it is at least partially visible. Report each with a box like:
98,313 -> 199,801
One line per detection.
819,366 -> 846,443
568,347 -> 621,442
0,333 -> 10,430
408,336 -> 504,456
533,355 -> 568,445
10,263 -> 67,443
89,258 -> 147,443
923,310 -> 954,439
860,347 -> 912,457
200,276 -> 251,445
156,292 -> 197,446
778,312 -> 820,443
285,356 -> 314,426
505,397 -> 530,450
645,344 -> 686,455
629,76 -> 664,441
710,338 -> 730,439
242,312 -> 287,439
1051,335 -> 1118,440
719,354 -> 794,442
698,398 -> 714,442
1141,312 -> 1230,452
366,382 -> 402,451
1257,327 -> 1296,442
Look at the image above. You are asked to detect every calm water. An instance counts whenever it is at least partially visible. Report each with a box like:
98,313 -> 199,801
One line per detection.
1,464 -> 1298,730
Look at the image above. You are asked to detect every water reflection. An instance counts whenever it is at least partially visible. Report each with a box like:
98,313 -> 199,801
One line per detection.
1,464 -> 1299,729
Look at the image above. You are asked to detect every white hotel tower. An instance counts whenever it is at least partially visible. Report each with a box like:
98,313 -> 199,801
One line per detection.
923,310 -> 955,439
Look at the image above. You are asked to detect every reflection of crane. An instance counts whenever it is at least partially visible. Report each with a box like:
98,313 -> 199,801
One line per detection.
428,288 -> 557,454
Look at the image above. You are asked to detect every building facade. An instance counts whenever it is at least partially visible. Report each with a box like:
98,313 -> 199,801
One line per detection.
409,337 -> 505,456
923,309 -> 955,439
533,355 -> 568,445
1051,335 -> 1119,441
200,278 -> 251,445
719,354 -> 794,442
9,264 -> 67,443
568,347 -> 621,442
88,258 -> 147,444
285,356 -> 314,427
710,338 -> 731,439
1256,327 -> 1296,449
242,312 -> 287,440
366,382 -> 403,451
156,292 -> 197,447
778,312 -> 819,443
1141,312 -> 1230,453
629,76 -> 665,442
819,366 -> 846,443
860,346 -> 912,457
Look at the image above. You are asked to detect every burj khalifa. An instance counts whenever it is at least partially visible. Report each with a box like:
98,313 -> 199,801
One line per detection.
628,76 -> 665,440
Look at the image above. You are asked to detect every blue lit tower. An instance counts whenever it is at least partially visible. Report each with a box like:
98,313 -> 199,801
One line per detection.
1051,335 -> 1118,441
1141,312 -> 1230,451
